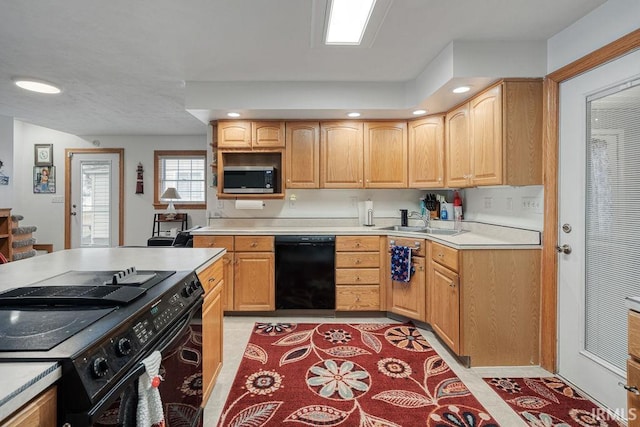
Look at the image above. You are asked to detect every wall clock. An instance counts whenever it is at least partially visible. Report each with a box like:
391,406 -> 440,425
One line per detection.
34,144 -> 53,166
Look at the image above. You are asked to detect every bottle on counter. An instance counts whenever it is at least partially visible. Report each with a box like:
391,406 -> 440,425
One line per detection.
453,191 -> 463,231
440,202 -> 449,220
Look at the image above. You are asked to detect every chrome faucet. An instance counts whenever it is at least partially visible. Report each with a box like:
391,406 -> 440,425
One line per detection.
408,211 -> 430,228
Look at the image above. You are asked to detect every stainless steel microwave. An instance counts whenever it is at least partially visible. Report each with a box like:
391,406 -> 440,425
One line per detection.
222,166 -> 276,193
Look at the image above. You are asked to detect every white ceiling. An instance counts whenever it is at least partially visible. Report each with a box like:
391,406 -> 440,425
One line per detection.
0,0 -> 606,136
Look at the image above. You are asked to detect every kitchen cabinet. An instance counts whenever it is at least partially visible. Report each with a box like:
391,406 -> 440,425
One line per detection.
218,121 -> 285,149
2,385 -> 57,427
197,257 -> 224,406
193,235 -> 235,311
335,235 -> 383,311
429,244 -> 460,353
445,79 -> 542,188
320,121 -> 364,188
408,116 -> 444,188
285,122 -> 320,188
233,236 -> 275,311
364,122 -> 408,188
427,241 -> 540,366
627,309 -> 640,426
388,236 -> 426,321
0,208 -> 12,262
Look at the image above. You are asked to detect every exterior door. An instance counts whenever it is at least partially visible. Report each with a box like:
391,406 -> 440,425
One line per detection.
66,149 -> 123,248
558,49 -> 640,413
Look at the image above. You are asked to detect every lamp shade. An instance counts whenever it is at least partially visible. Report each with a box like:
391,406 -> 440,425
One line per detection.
160,187 -> 181,200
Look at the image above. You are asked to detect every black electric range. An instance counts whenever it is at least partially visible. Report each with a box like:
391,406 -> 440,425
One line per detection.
0,267 -> 204,421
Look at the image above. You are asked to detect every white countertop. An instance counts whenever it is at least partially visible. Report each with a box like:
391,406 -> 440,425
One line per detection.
627,297 -> 640,312
0,247 -> 225,422
192,219 -> 541,249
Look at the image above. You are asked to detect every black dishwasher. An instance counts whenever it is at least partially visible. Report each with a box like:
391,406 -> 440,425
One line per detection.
275,235 -> 335,310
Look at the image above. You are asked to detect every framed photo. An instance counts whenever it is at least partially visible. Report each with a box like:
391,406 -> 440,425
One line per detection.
33,166 -> 56,193
34,144 -> 53,166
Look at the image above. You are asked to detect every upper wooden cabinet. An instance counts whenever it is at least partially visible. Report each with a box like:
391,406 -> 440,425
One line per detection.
364,122 -> 408,188
218,121 -> 285,149
285,122 -> 320,188
445,79 -> 542,188
320,121 -> 364,188
408,116 -> 444,188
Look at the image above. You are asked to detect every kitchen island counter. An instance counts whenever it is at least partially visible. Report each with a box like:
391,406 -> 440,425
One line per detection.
0,247 -> 225,424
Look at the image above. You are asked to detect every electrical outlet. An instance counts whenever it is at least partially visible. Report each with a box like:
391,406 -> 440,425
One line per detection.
350,196 -> 358,208
483,197 -> 492,209
521,197 -> 541,213
51,196 -> 64,203
216,200 -> 224,209
506,197 -> 513,211
289,193 -> 297,208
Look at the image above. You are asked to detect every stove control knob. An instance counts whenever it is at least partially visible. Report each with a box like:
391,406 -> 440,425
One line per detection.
190,280 -> 200,293
182,284 -> 192,297
116,338 -> 132,356
92,357 -> 109,378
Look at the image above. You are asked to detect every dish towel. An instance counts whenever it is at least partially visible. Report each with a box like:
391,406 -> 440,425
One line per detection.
137,350 -> 165,427
391,245 -> 413,282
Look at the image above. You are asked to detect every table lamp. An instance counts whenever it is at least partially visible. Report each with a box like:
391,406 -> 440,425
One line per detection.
160,187 -> 181,220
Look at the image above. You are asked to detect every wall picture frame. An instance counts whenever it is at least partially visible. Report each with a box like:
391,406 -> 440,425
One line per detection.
33,166 -> 55,193
34,144 -> 53,166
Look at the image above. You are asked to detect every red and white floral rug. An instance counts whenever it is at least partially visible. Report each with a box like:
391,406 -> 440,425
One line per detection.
484,377 -> 624,427
217,322 -> 499,426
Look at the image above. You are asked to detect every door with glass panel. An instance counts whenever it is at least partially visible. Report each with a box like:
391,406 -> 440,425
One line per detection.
558,49 -> 640,413
66,150 -> 122,248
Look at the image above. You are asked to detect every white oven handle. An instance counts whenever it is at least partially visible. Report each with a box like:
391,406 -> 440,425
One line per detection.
74,298 -> 203,426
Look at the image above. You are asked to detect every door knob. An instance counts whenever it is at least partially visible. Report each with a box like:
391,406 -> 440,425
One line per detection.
556,244 -> 572,254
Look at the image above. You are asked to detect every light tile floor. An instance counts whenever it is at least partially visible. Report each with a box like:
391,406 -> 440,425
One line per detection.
203,315 -> 553,426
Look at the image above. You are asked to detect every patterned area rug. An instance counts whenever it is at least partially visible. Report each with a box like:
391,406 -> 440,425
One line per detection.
483,377 -> 624,427
218,322 -> 499,426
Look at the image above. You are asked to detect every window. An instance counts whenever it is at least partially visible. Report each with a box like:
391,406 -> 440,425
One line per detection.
154,150 -> 206,209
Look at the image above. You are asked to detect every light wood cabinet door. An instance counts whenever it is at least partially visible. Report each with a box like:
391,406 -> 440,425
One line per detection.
389,255 -> 426,321
202,281 -> 223,405
285,122 -> 320,188
222,253 -> 234,311
234,252 -> 275,311
430,261 -> 460,354
470,85 -> 503,186
408,116 -> 444,188
628,358 -> 640,427
320,121 -> 364,188
218,121 -> 252,148
364,121 -> 408,188
2,386 -> 57,427
445,103 -> 471,188
252,121 -> 285,148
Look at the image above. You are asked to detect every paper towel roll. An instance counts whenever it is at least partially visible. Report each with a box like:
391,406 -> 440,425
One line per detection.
364,200 -> 374,225
235,200 -> 264,210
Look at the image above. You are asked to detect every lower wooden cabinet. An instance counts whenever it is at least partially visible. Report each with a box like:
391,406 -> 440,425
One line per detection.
388,237 -> 426,321
2,386 -> 57,427
202,279 -> 223,405
628,310 -> 640,426
234,251 -> 275,311
335,236 -> 382,311
429,260 -> 460,354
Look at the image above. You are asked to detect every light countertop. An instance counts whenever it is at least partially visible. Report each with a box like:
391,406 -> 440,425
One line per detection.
0,247 -> 224,422
627,297 -> 640,312
192,219 -> 541,249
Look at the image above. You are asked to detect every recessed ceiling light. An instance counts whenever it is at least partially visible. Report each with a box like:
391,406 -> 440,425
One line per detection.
227,112 -> 241,118
347,112 -> 361,118
325,0 -> 376,45
13,78 -> 61,94
452,86 -> 471,94
413,109 -> 427,115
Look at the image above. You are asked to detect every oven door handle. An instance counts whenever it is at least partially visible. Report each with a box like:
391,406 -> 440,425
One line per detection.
84,299 -> 203,423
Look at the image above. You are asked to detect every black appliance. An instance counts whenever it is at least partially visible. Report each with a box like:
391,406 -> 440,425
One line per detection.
275,235 -> 335,310
222,166 -> 276,194
0,267 -> 204,426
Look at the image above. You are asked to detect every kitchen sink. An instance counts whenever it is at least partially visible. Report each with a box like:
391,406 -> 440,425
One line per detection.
378,225 -> 464,236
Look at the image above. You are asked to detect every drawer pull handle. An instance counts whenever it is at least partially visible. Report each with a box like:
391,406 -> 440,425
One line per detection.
449,281 -> 455,288
355,242 -> 361,247
250,242 -> 258,247
620,382 -> 640,395
438,253 -> 444,258
355,276 -> 360,281
209,277 -> 215,282
355,259 -> 361,264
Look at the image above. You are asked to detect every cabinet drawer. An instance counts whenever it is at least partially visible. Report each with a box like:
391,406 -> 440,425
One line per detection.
193,235 -> 234,250
336,252 -> 380,268
431,241 -> 458,271
235,236 -> 274,252
336,268 -> 380,285
197,258 -> 224,294
630,310 -> 640,359
336,236 -> 380,252
388,236 -> 426,257
336,285 -> 380,310
628,358 -> 640,427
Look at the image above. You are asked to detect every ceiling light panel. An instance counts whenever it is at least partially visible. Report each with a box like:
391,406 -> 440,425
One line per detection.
13,78 -> 61,94
325,0 -> 376,45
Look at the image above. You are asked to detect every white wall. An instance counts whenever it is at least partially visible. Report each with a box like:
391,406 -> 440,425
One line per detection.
0,115 -> 13,207
463,186 -> 544,231
12,121 -> 207,250
547,0 -> 640,73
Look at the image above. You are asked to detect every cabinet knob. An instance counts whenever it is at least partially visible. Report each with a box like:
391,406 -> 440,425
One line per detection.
355,276 -> 360,281
355,259 -> 361,264
209,277 -> 215,282
250,242 -> 258,247
355,242 -> 360,247
359,179 -> 362,183
449,281 -> 455,288
438,253 -> 444,258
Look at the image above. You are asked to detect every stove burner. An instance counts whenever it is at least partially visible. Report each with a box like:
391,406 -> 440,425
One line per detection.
0,307 -> 115,351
